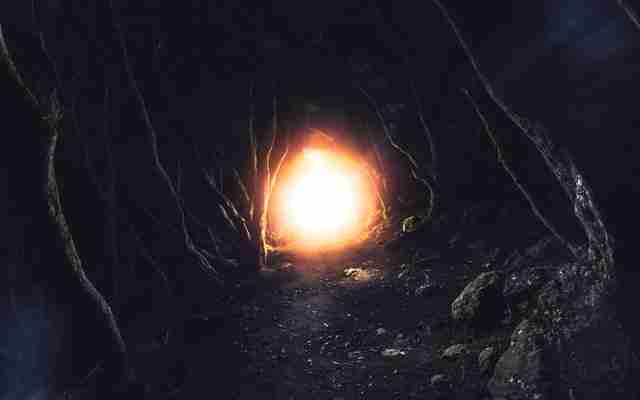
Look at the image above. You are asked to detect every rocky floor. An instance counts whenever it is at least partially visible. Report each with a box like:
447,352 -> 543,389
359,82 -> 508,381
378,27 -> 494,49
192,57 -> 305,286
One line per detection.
169,243 -> 515,399
36,206 -> 637,400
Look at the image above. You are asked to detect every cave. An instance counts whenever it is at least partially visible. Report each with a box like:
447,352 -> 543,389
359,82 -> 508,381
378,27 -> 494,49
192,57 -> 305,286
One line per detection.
1,1 -> 639,399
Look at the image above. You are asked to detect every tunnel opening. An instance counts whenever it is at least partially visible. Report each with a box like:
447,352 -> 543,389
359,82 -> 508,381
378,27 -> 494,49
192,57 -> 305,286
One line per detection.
268,131 -> 381,255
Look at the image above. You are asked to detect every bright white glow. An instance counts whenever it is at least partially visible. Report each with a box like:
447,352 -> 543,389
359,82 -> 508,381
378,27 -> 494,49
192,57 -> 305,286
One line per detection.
284,149 -> 361,242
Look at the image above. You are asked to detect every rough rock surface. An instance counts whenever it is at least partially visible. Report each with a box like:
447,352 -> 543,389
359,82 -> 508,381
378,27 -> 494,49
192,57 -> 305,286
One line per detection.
441,343 -> 467,360
451,271 -> 505,326
489,262 -> 638,399
430,373 -> 449,387
488,319 -> 550,399
503,267 -> 551,310
478,346 -> 497,375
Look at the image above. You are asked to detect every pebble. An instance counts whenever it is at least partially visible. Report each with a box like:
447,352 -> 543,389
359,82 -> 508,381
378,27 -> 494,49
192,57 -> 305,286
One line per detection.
442,343 -> 467,360
381,348 -> 406,357
430,373 -> 449,386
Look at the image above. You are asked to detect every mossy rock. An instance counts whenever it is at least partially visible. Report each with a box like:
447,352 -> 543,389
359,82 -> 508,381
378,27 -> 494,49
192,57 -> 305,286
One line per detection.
402,215 -> 420,233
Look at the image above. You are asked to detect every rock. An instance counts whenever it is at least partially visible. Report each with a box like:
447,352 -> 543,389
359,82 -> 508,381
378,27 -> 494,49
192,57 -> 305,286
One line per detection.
441,343 -> 467,360
397,263 -> 441,297
414,273 -> 437,296
375,327 -> 387,336
478,346 -> 497,375
402,215 -> 420,233
278,261 -> 294,270
381,348 -> 406,357
486,132 -> 634,398
344,268 -> 371,281
534,263 -> 635,399
487,319 -> 550,400
451,271 -> 505,326
487,260 -> 639,400
344,267 -> 361,277
503,267 -> 550,307
393,333 -> 410,347
430,373 -> 450,387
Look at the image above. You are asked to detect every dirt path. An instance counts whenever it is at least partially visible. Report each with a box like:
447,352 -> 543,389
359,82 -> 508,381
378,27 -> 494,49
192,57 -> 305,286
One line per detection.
176,248 -> 505,399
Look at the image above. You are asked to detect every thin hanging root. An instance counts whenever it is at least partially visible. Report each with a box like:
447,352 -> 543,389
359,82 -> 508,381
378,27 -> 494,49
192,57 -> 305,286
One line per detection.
372,142 -> 389,197
463,89 -> 576,258
129,226 -> 172,344
261,140 -> 289,258
410,168 -> 436,221
408,69 -> 438,181
1,24 -> 131,380
110,0 -> 219,280
358,85 -> 418,170
32,0 -> 63,95
364,164 -> 388,223
202,166 -> 253,242
248,81 -> 259,222
258,91 -> 288,264
187,136 -> 252,244
233,168 -> 253,217
357,85 -> 436,216
432,0 -> 613,267
619,0 -> 640,30
258,94 -> 277,261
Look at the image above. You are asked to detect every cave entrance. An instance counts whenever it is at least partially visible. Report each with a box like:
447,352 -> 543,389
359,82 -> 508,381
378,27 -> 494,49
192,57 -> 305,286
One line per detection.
270,134 -> 378,254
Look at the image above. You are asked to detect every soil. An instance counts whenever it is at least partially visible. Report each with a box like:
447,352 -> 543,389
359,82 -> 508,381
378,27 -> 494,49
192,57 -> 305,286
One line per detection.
162,240 -> 515,399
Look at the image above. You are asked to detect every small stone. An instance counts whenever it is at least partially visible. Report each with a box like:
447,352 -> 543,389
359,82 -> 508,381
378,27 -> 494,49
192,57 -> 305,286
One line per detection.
279,262 -> 294,270
344,268 -> 371,281
376,327 -> 387,335
478,346 -> 497,374
402,215 -> 420,233
381,348 -> 406,357
430,373 -> 449,387
442,343 -> 467,360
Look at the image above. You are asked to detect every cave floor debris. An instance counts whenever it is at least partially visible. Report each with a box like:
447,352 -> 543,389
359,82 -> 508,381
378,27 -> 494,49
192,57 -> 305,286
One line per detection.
175,244 -> 515,399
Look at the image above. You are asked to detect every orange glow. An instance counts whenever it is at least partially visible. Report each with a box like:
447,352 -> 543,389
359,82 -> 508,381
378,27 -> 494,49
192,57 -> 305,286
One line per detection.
271,146 -> 377,252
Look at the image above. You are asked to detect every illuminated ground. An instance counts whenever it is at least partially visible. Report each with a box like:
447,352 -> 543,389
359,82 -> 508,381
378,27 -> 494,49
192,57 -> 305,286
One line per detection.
111,201 -> 580,399
159,225 -> 522,399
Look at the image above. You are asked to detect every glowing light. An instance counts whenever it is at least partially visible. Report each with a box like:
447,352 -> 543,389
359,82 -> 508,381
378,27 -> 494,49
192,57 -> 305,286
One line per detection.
273,147 -> 375,251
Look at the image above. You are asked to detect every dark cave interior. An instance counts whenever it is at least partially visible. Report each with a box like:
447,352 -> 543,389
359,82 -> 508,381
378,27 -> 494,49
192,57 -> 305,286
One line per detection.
1,1 -> 640,399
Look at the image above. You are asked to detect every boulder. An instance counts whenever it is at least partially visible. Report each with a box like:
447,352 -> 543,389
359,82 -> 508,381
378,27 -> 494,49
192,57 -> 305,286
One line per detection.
488,262 -> 638,399
441,343 -> 467,360
487,319 -> 551,399
451,271 -> 505,327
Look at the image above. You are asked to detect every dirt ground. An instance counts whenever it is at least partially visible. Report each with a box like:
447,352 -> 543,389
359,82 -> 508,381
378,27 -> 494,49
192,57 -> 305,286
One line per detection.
166,240 -> 515,400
